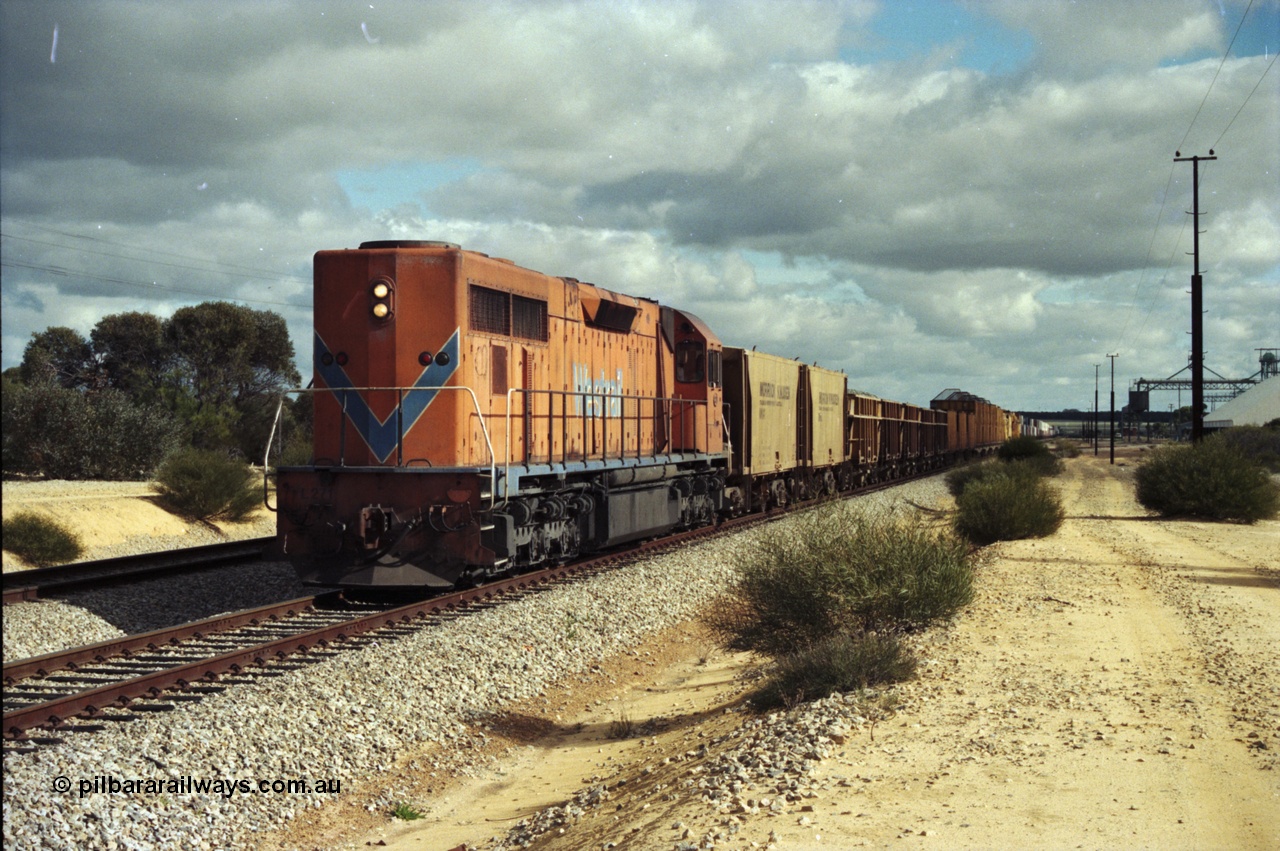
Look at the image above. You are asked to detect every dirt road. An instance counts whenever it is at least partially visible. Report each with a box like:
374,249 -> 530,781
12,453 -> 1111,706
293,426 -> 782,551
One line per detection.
315,449 -> 1278,850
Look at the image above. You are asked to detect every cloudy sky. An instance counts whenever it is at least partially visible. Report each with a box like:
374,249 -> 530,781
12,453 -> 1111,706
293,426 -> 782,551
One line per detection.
2,0 -> 1277,414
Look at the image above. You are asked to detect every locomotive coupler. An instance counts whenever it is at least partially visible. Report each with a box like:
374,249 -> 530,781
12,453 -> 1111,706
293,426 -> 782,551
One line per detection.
357,505 -> 396,550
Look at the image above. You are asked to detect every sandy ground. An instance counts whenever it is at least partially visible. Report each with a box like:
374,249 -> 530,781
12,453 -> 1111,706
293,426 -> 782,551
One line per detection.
1,479 -> 276,571
253,447 -> 1278,851
6,451 -> 1276,850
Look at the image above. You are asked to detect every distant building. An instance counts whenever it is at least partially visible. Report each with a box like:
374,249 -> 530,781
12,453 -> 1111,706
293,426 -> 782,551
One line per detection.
1204,376 -> 1280,431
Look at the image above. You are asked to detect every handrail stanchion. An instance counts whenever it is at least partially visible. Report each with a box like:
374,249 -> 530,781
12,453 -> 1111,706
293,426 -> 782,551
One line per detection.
262,395 -> 287,511
339,391 -> 348,466
396,388 -> 404,467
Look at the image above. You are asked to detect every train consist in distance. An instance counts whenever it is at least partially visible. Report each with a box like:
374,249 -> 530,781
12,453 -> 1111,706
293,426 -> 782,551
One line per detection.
267,241 -> 1018,591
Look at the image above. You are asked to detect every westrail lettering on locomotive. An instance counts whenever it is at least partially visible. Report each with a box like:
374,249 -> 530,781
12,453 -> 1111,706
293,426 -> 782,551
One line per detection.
571,364 -> 624,418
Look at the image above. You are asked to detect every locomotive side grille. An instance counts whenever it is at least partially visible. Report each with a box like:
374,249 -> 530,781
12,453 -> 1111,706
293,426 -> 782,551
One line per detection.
491,345 -> 508,395
512,295 -> 548,342
469,284 -> 548,343
469,285 -> 510,335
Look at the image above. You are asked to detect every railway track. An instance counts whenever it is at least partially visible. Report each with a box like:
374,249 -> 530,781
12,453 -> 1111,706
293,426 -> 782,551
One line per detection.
1,536 -> 274,604
0,500 -> 764,747
2,470 -> 944,748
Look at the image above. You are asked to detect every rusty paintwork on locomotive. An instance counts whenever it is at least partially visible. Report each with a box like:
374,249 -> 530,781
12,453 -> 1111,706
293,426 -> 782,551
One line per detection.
277,242 -> 726,587
305,244 -> 723,468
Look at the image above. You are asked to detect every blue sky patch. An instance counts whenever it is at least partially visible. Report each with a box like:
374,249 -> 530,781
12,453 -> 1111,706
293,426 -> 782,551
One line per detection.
842,0 -> 1035,74
335,159 -> 483,214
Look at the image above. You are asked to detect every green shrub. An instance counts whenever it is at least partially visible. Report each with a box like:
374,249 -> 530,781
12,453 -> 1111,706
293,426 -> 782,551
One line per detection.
1212,426 -> 1280,473
1135,439 -> 1279,522
946,439 -> 1065,499
3,511 -> 84,566
953,465 -> 1065,545
753,632 -> 917,709
390,802 -> 423,821
709,505 -> 974,656
945,459 -> 1002,496
1055,440 -> 1082,459
997,435 -> 1063,476
998,435 -> 1047,462
154,448 -> 260,522
85,390 -> 182,479
2,383 -> 179,480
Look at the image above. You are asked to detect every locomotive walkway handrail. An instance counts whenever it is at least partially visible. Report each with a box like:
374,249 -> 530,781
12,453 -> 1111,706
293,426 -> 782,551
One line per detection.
502,388 -> 713,505
262,385 -> 497,510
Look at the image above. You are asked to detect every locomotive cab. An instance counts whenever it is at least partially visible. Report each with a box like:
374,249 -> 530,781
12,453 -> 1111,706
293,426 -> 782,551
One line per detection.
663,306 -> 724,454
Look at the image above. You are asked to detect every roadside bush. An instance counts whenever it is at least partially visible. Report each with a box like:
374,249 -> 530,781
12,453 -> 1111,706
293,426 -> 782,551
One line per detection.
3,511 -> 84,566
85,390 -> 182,479
709,505 -> 974,657
1212,426 -> 1280,473
997,435 -> 1063,476
1135,439 -> 1279,522
2,383 -> 179,480
154,448 -> 260,522
953,465 -> 1065,545
1054,440 -> 1082,459
945,459 -> 1002,496
753,632 -> 917,709
946,438 -> 1066,498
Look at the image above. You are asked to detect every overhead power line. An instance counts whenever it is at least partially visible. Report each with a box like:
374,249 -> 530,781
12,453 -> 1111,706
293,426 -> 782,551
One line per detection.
2,223 -> 310,283
1,232 -> 308,285
1112,4 -> 1275,360
0,259 -> 309,309
1213,50 -> 1279,148
1177,0 -> 1255,152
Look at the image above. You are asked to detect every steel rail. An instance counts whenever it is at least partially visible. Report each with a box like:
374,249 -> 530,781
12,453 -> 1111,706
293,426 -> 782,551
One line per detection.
3,468 -> 948,739
1,559 -> 592,738
2,536 -> 273,604
3,593 -> 335,684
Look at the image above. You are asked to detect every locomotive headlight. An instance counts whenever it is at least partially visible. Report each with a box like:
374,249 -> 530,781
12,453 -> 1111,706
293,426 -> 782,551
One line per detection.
369,277 -> 394,320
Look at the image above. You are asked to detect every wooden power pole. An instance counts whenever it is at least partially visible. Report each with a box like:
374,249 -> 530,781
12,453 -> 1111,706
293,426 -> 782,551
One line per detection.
1174,150 -> 1216,442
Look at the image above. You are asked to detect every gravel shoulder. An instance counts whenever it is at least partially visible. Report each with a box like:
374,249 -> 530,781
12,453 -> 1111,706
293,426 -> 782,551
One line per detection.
3,456 -> 1275,850
2,479 -> 279,660
339,449 -> 1279,851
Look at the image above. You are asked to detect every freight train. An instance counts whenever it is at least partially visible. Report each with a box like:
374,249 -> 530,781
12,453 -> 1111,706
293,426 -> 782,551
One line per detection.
266,241 -> 1017,590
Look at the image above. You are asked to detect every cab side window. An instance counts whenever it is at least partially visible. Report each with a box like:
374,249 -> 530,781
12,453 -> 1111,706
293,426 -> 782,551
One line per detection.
676,340 -> 705,383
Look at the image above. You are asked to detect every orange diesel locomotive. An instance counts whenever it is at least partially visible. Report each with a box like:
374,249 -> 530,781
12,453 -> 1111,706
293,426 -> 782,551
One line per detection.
271,241 -> 726,588
268,240 -> 1013,591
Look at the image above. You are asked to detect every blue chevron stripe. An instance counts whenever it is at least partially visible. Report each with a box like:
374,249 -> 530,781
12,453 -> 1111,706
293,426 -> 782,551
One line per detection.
314,328 -> 461,463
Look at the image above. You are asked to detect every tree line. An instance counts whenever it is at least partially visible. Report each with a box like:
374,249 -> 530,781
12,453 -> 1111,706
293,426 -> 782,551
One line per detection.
2,302 -> 305,480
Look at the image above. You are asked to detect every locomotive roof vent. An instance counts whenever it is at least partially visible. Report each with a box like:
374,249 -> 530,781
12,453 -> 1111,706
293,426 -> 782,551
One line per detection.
358,240 -> 461,249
